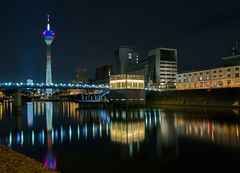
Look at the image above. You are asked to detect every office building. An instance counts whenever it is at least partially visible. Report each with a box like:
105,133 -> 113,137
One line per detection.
73,68 -> 89,83
95,64 -> 112,84
114,46 -> 139,74
148,48 -> 177,89
126,58 -> 149,84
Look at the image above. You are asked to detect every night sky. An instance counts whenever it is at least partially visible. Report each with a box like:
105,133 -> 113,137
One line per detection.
0,0 -> 240,82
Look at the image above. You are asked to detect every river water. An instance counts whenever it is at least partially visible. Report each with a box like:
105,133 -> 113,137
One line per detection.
0,101 -> 240,172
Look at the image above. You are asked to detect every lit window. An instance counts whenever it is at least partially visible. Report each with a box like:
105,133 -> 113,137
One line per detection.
227,80 -> 231,86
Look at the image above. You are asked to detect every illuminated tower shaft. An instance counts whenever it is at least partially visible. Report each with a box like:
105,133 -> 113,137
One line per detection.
43,15 -> 55,95
46,45 -> 52,85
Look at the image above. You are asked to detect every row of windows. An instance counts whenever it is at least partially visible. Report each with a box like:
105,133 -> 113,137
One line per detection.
177,79 -> 240,90
160,70 -> 177,72
180,73 -> 240,78
160,65 -> 177,68
161,78 -> 176,80
179,73 -> 240,82
160,73 -> 176,76
179,67 -> 240,78
159,62 -> 177,65
111,82 -> 144,89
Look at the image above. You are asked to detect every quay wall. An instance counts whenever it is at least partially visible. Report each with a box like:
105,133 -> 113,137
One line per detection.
146,88 -> 240,108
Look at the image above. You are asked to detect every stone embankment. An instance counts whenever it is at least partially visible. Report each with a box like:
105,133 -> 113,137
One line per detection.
0,145 -> 59,173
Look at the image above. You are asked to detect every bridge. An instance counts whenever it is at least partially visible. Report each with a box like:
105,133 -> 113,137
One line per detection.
0,82 -> 162,108
0,82 -> 162,91
0,82 -> 111,108
0,82 -> 110,90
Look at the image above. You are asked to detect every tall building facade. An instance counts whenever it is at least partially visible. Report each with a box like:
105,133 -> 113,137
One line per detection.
148,48 -> 177,89
114,46 -> 139,74
73,68 -> 89,83
125,58 -> 149,84
42,15 -> 55,94
95,65 -> 112,84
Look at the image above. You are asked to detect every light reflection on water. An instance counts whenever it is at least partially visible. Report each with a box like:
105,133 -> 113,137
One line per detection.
0,102 -> 240,172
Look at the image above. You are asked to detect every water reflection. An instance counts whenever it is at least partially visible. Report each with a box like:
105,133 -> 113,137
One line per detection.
0,103 -> 240,149
45,102 -> 56,170
27,102 -> 33,127
110,121 -> 145,144
0,102 -> 240,171
175,117 -> 240,147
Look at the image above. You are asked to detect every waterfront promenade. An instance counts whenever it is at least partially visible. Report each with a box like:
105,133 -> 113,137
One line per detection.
0,145 -> 59,173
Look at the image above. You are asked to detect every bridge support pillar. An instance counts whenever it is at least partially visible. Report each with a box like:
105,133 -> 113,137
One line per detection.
14,89 -> 22,112
104,95 -> 107,102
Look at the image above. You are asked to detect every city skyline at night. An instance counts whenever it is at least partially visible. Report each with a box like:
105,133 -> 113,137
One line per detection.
0,0 -> 240,82
1,1 -> 240,172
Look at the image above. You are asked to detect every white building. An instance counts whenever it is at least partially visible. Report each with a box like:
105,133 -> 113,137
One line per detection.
148,48 -> 178,89
176,65 -> 240,90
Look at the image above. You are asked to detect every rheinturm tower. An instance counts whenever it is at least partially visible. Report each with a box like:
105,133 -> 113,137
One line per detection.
42,14 -> 55,95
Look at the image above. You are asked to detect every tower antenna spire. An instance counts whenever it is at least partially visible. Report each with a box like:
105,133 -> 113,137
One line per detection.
47,14 -> 50,22
47,14 -> 50,31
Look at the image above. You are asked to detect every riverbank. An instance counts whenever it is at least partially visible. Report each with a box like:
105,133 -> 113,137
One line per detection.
146,88 -> 240,108
0,145 -> 59,173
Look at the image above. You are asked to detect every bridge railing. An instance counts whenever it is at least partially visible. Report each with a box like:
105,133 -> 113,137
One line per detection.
0,82 -> 111,89
0,82 -> 178,92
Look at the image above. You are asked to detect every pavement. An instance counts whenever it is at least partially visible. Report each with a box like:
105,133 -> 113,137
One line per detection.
0,145 -> 59,173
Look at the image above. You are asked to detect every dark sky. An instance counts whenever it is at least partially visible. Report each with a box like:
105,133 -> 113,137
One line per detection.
0,0 -> 240,82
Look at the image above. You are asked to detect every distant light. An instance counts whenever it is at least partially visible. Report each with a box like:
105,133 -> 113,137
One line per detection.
77,125 -> 80,140
32,131 -> 35,146
9,132 -> 12,147
42,130 -> 45,145
69,126 -> 72,142
52,129 -> 54,144
17,132 -> 20,144
55,129 -> 58,141
21,131 -> 24,145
